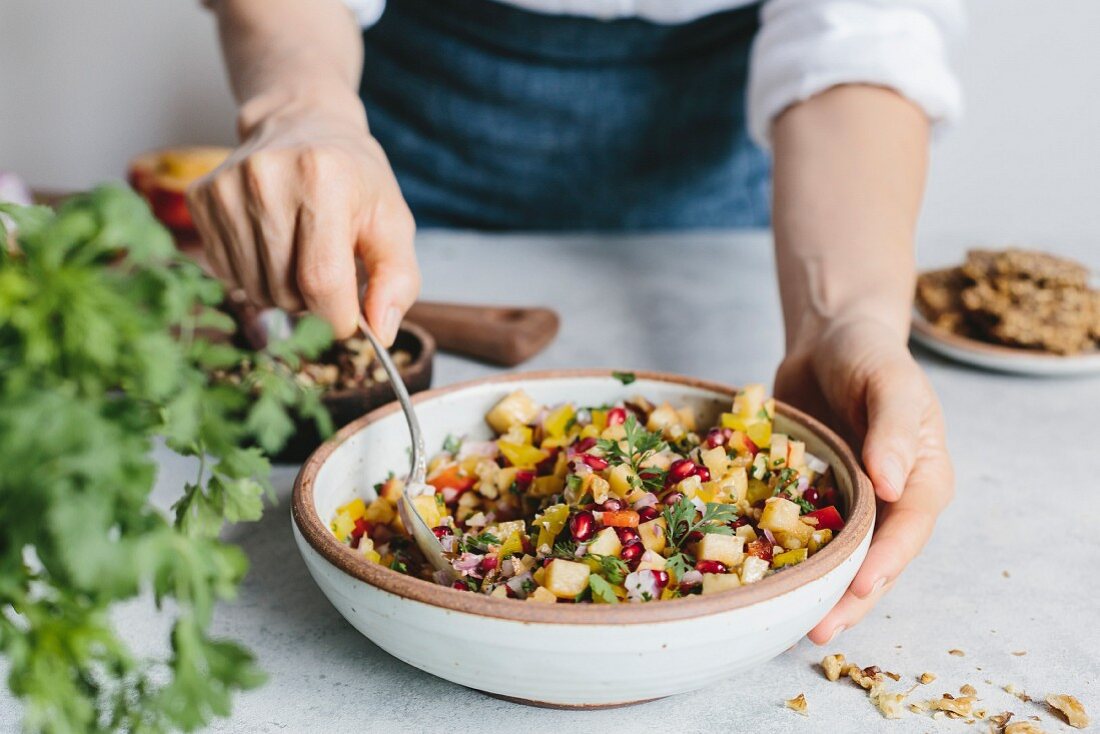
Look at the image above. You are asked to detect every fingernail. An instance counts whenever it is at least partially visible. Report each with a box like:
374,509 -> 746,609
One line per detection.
859,577 -> 886,599
382,306 -> 401,345
824,625 -> 847,645
881,455 -> 905,500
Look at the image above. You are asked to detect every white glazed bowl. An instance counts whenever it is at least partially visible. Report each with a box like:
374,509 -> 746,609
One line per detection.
292,370 -> 874,708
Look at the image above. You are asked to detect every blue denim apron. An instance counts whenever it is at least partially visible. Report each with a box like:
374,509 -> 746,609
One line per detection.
360,0 -> 769,230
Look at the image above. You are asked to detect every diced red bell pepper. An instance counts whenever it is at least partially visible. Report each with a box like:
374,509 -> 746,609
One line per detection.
745,537 -> 773,562
804,506 -> 844,531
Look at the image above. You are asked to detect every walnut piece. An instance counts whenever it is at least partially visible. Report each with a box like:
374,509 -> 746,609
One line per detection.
1004,723 -> 1046,734
989,711 -> 1014,728
931,695 -> 975,717
919,672 -> 937,685
1046,694 -> 1089,729
948,648 -> 965,657
785,693 -> 808,716
821,653 -> 845,682
874,692 -> 906,719
960,683 -> 977,696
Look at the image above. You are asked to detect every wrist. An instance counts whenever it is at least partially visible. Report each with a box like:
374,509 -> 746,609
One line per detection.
236,81 -> 367,140
786,302 -> 911,358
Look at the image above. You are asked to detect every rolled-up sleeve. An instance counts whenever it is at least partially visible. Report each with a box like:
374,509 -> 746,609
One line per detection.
341,0 -> 386,26
748,0 -> 964,147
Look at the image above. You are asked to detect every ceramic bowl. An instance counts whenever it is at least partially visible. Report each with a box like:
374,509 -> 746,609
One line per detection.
292,370 -> 874,708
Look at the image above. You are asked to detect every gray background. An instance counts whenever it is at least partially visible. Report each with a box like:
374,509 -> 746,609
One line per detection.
2,0 -> 1099,265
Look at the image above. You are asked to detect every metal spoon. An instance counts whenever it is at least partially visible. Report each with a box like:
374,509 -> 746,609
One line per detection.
357,314 -> 455,584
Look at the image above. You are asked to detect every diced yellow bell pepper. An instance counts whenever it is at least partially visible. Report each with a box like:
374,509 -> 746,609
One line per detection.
532,475 -> 564,497
746,421 -> 772,450
772,547 -> 808,568
499,531 -> 524,559
590,409 -> 608,431
486,390 -> 541,434
579,424 -> 600,440
498,440 -> 548,469
543,404 -> 575,439
732,384 -> 766,419
331,511 -> 355,541
720,412 -> 748,431
336,498 -> 367,521
534,504 -> 569,549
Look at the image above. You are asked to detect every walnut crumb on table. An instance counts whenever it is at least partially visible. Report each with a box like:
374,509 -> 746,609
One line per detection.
949,648 -> 966,657
1046,694 -> 1090,729
920,672 -> 937,684
785,693 -> 808,716
1004,722 -> 1046,734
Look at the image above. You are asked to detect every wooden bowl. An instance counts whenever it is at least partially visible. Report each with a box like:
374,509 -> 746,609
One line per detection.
291,370 -> 874,707
274,321 -> 435,463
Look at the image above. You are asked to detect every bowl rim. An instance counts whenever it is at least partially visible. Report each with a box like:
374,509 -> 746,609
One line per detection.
292,369 -> 875,625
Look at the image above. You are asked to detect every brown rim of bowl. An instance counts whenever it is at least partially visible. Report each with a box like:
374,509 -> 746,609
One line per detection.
913,269 -> 1099,361
319,320 -> 436,403
292,369 -> 875,625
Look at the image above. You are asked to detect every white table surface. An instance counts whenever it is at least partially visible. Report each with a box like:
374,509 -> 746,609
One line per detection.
3,230 -> 1098,733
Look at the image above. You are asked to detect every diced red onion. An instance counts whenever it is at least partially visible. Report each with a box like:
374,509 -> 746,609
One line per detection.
457,440 -> 498,460
797,476 -> 809,492
432,570 -> 452,586
453,552 -> 484,576
690,497 -> 707,514
806,452 -> 829,474
624,570 -> 659,603
506,572 -> 533,594
680,569 -> 703,586
762,528 -> 777,545
439,535 -> 458,553
632,492 -> 659,510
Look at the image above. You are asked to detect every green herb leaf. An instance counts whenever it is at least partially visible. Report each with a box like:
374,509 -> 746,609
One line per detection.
588,574 -> 619,604
611,371 -> 636,386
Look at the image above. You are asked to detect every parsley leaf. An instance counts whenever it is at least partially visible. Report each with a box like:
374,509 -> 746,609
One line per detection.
611,371 -> 637,385
588,574 -> 619,604
0,187 -> 331,732
588,554 -> 629,585
595,415 -> 667,475
442,434 -> 462,455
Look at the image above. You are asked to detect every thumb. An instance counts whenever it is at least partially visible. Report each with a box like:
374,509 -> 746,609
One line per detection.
357,198 -> 420,346
861,361 -> 924,502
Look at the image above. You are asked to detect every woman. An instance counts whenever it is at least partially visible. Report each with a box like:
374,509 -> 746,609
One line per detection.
191,0 -> 958,644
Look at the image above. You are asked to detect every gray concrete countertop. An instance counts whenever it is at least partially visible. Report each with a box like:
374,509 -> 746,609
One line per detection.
3,231 -> 1098,732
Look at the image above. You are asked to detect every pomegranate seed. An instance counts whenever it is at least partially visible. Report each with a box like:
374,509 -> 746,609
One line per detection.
574,437 -> 598,453
569,510 -> 596,542
742,436 -> 760,455
623,401 -> 648,420
687,530 -> 704,543
520,535 -> 534,554
802,487 -> 820,507
694,464 -> 711,482
663,492 -> 685,506
542,557 -> 555,567
678,582 -> 700,595
668,459 -> 696,483
695,559 -> 727,574
727,516 -> 749,530
452,580 -> 469,591
620,541 -> 644,569
432,525 -> 453,539
350,535 -> 362,549
514,469 -> 536,488
581,454 -> 609,471
479,556 -> 499,573
637,505 -> 660,522
705,427 -> 733,448
614,527 -> 640,545
651,570 -> 670,589
601,498 -> 624,512
505,586 -> 518,598
606,407 -> 627,426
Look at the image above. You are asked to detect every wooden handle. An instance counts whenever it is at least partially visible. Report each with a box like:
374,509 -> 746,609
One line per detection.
405,302 -> 559,366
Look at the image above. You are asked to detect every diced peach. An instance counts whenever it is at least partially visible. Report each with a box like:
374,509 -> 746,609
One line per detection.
759,497 -> 801,534
486,390 -> 541,434
702,573 -> 742,595
695,533 -> 745,567
544,559 -> 591,598
587,527 -> 622,557
638,517 -> 667,553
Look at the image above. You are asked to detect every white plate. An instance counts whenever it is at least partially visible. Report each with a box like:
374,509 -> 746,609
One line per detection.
911,311 -> 1100,376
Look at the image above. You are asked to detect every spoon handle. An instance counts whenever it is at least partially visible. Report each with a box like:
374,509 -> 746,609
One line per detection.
357,314 -> 426,484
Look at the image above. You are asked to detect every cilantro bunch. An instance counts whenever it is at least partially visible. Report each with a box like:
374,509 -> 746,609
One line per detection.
0,187 -> 332,733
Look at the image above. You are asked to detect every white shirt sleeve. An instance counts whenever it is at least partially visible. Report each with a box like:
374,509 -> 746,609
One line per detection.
341,0 -> 386,27
748,0 -> 964,148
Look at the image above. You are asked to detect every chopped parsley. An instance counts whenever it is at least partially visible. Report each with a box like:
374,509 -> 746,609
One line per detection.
662,497 -> 737,552
612,371 -> 637,385
596,415 -> 667,475
442,434 -> 463,455
588,574 -> 619,603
